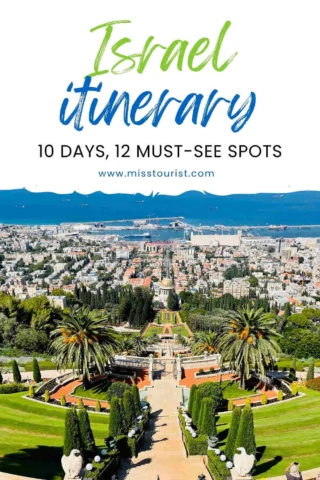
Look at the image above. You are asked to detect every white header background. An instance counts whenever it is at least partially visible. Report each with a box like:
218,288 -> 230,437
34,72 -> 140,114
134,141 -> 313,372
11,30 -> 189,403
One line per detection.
1,0 -> 319,195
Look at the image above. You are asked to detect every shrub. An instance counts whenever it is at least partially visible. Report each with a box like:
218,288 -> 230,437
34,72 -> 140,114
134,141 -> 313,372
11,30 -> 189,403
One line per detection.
109,398 -> 124,438
60,395 -> 66,407
64,407 -> 82,456
199,368 -> 204,375
291,383 -> 299,396
210,367 -> 215,373
131,385 -> 141,417
307,358 -> 315,381
127,435 -> 138,458
199,398 -> 217,436
306,377 -> 320,391
235,406 -> 256,455
207,450 -> 230,480
198,382 -> 223,409
32,358 -> 42,383
95,400 -> 101,412
245,397 -> 251,407
44,390 -> 50,403
0,383 -> 28,394
0,371 -> 2,384
261,394 -> 268,405
106,381 -> 131,401
188,384 -> 197,416
11,360 -> 21,383
77,398 -> 84,409
29,385 -> 35,398
225,406 -> 241,460
228,399 -> 234,411
78,407 -> 96,458
277,390 -> 283,401
185,430 -> 207,455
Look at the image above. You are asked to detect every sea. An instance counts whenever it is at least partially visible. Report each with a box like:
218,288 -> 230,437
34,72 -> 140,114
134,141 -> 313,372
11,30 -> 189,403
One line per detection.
1,189 -> 320,239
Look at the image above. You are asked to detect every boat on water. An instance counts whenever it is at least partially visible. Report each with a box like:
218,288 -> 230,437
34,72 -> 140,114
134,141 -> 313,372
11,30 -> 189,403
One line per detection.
123,232 -> 151,238
268,225 -> 287,230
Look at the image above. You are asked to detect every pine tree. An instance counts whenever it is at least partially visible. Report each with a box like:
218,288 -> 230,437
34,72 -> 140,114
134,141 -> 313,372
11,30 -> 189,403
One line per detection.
188,385 -> 197,416
11,360 -> 21,383
199,398 -> 217,436
235,406 -> 256,455
78,407 -> 96,457
109,398 -> 123,438
32,358 -> 42,383
307,358 -> 315,380
123,391 -> 135,428
131,385 -> 141,417
225,406 -> 242,460
63,407 -> 82,456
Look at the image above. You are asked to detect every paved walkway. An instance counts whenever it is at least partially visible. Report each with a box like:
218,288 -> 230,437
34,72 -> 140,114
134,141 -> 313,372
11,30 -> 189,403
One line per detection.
117,367 -> 205,480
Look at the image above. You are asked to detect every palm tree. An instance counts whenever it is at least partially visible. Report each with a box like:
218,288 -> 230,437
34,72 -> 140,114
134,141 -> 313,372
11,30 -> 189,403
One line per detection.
189,331 -> 218,355
50,306 -> 119,389
219,307 -> 281,388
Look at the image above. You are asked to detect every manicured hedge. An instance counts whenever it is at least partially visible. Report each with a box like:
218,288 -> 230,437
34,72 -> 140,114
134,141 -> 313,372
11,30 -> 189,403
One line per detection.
207,450 -> 230,480
0,383 -> 28,394
179,409 -> 207,455
306,377 -> 320,391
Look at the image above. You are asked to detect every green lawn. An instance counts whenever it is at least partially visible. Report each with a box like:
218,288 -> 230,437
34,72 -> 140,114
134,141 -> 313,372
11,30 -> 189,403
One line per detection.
221,381 -> 255,399
217,387 -> 320,477
172,325 -> 190,337
0,392 -> 109,480
144,325 -> 163,338
74,379 -> 111,400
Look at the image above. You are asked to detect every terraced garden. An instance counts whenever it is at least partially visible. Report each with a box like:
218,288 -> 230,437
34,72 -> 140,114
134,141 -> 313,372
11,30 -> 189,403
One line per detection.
216,387 -> 320,477
0,392 -> 109,480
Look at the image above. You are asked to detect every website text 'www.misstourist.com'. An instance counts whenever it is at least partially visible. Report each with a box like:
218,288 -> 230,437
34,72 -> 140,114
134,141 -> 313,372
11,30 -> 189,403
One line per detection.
98,170 -> 214,178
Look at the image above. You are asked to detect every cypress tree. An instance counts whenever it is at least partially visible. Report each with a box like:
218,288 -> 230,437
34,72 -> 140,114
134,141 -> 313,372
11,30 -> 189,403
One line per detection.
32,358 -> 42,383
12,360 -> 21,383
307,358 -> 315,381
188,385 -> 197,416
191,388 -> 203,426
123,391 -> 135,428
132,385 -> 141,417
109,398 -> 123,438
199,398 -> 217,436
63,407 -> 82,456
119,398 -> 128,434
78,407 -> 96,457
95,400 -> 101,412
235,406 -> 256,455
225,406 -> 242,460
